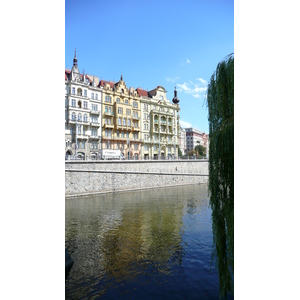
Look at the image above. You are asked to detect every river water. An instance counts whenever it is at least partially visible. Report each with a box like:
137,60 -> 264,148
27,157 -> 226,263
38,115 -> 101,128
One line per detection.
65,183 -> 232,299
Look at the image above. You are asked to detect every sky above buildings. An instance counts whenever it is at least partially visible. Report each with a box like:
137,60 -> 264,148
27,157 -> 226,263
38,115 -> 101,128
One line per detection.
65,0 -> 234,134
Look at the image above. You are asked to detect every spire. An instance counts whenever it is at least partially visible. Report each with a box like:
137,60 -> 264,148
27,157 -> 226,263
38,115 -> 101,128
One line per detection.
172,86 -> 180,104
120,74 -> 123,81
73,48 -> 78,67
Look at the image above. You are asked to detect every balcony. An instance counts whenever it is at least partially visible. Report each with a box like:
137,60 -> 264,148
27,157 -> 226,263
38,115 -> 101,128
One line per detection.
104,111 -> 114,116
91,110 -> 101,115
132,126 -> 140,131
132,115 -> 140,120
104,123 -> 114,129
90,122 -> 101,127
77,133 -> 89,140
89,135 -> 101,140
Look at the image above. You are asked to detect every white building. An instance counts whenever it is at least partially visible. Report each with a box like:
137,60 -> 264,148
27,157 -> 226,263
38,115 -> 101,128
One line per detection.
179,127 -> 187,155
65,50 -> 102,159
185,127 -> 209,155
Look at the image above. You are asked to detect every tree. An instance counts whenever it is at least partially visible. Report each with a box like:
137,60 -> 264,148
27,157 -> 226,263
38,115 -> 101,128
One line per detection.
195,144 -> 206,156
177,147 -> 182,157
206,54 -> 234,298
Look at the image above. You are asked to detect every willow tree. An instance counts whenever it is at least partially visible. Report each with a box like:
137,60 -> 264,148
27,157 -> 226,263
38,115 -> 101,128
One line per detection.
206,54 -> 234,298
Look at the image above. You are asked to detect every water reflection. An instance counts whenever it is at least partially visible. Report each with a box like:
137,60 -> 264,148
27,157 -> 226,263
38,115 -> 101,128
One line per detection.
66,184 -> 228,299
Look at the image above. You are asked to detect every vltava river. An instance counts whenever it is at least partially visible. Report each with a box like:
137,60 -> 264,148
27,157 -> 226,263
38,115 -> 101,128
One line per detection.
65,183 -> 228,299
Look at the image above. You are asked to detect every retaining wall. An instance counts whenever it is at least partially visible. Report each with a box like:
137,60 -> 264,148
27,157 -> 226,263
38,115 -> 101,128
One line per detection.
65,160 -> 209,197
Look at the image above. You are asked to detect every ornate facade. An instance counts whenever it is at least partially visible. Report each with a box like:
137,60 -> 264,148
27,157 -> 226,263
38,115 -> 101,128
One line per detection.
65,51 -> 180,159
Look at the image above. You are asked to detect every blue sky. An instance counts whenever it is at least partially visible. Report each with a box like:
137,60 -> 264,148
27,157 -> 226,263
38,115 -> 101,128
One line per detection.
65,0 -> 234,134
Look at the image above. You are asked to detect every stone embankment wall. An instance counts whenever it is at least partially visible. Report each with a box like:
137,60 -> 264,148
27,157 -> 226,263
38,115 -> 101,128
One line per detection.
65,160 -> 209,197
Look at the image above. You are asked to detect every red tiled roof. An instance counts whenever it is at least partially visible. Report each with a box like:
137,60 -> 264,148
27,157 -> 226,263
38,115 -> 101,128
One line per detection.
136,88 -> 148,97
99,80 -> 115,89
65,69 -> 71,80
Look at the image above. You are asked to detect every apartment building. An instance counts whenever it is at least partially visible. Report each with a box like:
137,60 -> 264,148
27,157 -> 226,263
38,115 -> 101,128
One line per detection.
99,75 -> 141,159
138,86 -> 180,159
185,127 -> 209,155
65,50 -> 102,159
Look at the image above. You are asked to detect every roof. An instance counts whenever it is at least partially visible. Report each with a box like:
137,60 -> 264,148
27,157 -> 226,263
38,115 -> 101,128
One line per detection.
99,79 -> 115,89
136,88 -> 149,97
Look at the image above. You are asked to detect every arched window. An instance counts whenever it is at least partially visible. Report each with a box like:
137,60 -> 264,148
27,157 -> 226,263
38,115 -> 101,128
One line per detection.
71,112 -> 76,120
91,92 -> 94,99
78,113 -> 82,121
77,88 -> 82,96
83,114 -> 88,122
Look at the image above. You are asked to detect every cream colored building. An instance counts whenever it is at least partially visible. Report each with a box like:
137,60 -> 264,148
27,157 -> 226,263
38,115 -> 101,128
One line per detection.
139,86 -> 180,159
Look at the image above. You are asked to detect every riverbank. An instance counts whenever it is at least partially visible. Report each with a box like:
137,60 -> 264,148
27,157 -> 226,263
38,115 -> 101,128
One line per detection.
65,160 -> 209,197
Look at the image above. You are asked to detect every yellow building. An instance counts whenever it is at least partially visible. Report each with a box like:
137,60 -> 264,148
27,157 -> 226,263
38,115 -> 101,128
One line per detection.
100,75 -> 141,159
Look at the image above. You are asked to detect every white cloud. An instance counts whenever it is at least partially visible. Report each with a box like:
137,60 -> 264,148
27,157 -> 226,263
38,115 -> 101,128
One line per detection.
180,120 -> 192,128
166,76 -> 180,83
197,78 -> 207,85
187,59 -> 191,63
177,78 -> 208,98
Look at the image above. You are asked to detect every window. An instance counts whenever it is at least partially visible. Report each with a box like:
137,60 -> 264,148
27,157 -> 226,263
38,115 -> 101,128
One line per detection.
84,90 -> 87,97
133,101 -> 138,108
72,87 -> 75,95
91,128 -> 98,136
126,132 -> 129,138
144,145 -> 148,151
92,104 -> 98,111
91,93 -> 94,99
105,129 -> 112,137
121,131 -> 124,138
105,96 -> 112,103
126,109 -> 131,115
125,99 -> 128,104
123,118 -> 126,126
116,98 -> 120,103
71,99 -> 76,107
154,145 -> 157,151
159,95 -> 163,101
118,117 -> 121,125
92,116 -> 98,123
71,112 -> 76,120
116,131 -> 119,137
83,101 -> 88,109
78,113 -> 82,121
127,119 -> 131,126
95,93 -> 98,100
118,107 -> 123,114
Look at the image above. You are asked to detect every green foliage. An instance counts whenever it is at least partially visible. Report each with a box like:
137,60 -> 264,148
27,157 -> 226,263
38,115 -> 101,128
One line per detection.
178,147 -> 183,156
206,54 -> 234,298
188,149 -> 196,156
195,145 -> 206,156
